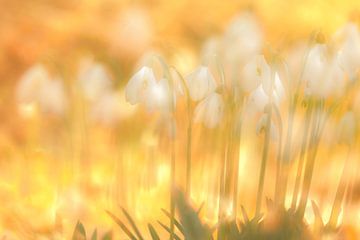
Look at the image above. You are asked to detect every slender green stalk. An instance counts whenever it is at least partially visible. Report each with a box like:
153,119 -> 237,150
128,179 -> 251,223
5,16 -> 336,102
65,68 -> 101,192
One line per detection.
185,97 -> 193,198
255,103 -> 272,217
297,100 -> 323,218
169,66 -> 192,198
328,145 -> 352,228
277,96 -> 297,206
291,99 -> 313,210
272,104 -> 283,205
154,55 -> 176,240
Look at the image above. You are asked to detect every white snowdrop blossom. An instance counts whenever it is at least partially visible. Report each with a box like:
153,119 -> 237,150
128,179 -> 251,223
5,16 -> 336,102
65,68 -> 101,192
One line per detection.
16,64 -> 67,116
125,66 -> 156,105
145,78 -> 172,113
256,113 -> 279,141
241,55 -> 270,92
16,64 -> 50,104
223,13 -> 263,64
185,66 -> 217,101
334,23 -> 360,80
247,85 -> 270,113
303,44 -> 345,98
38,78 -> 67,116
194,92 -> 224,128
78,61 -> 112,101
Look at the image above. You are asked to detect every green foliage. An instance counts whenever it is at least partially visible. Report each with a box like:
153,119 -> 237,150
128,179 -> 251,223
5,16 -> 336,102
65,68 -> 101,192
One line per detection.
72,221 -> 112,240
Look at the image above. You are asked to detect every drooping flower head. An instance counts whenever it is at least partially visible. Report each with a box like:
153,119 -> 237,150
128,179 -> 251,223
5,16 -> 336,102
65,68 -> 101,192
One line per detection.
334,23 -> 360,80
16,64 -> 50,104
16,64 -> 67,117
125,66 -> 156,105
194,92 -> 224,128
78,59 -> 112,101
185,66 -> 217,101
303,44 -> 345,98
241,55 -> 270,92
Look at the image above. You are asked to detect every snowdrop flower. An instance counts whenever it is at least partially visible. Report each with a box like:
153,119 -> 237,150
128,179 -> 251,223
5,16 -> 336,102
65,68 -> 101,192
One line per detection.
125,66 -> 156,105
334,23 -> 360,80
185,66 -> 217,101
16,64 -> 67,117
91,91 -> 123,127
337,111 -> 356,145
303,44 -> 345,98
78,60 -> 112,101
223,12 -> 263,64
247,85 -> 270,114
256,113 -> 279,141
241,55 -> 270,92
126,66 -> 174,115
145,78 -> 171,113
222,12 -> 263,86
38,78 -> 67,116
194,92 -> 224,128
16,64 -> 50,104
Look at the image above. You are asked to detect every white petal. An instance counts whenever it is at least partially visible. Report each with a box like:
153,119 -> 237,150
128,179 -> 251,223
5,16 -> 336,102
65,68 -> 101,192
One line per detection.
38,78 -> 67,116
185,66 -> 217,101
145,78 -> 171,113
78,62 -> 112,101
194,92 -> 224,128
242,55 -> 270,92
125,66 -> 156,105
16,64 -> 50,104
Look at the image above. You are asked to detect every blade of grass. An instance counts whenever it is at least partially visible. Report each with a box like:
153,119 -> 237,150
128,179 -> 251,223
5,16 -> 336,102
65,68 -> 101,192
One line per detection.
157,221 -> 182,240
105,210 -> 137,240
161,208 -> 185,235
148,224 -> 160,240
121,207 -> 145,240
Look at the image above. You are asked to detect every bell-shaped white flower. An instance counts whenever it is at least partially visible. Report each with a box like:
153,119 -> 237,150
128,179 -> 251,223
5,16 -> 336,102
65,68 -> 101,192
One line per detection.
78,60 -> 112,101
256,113 -> 279,141
185,66 -> 217,101
246,72 -> 285,116
16,64 -> 68,117
247,85 -> 269,113
125,66 -> 156,105
223,12 -> 263,64
241,55 -> 270,92
38,78 -> 67,116
145,78 -> 172,114
303,44 -> 345,98
16,64 -> 50,104
194,92 -> 224,128
334,23 -> 360,80
337,111 -> 356,145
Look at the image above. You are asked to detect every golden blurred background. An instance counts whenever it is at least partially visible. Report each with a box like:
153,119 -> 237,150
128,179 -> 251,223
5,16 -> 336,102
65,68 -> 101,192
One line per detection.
1,0 -> 360,239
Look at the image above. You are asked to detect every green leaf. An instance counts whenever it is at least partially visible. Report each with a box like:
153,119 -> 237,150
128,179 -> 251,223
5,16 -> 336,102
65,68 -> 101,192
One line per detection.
72,221 -> 86,240
161,208 -> 185,235
91,229 -> 97,240
147,224 -> 160,240
101,231 -> 113,240
106,210 -> 137,240
157,221 -> 182,240
121,207 -> 145,240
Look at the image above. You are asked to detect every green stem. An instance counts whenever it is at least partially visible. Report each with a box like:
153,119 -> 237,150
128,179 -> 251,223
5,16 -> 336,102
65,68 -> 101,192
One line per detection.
328,144 -> 352,228
297,100 -> 323,218
291,100 -> 313,210
255,104 -> 273,217
272,103 -> 283,205
185,100 -> 193,198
